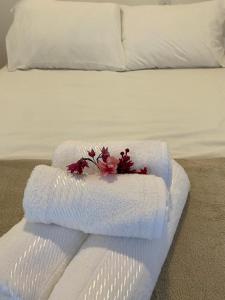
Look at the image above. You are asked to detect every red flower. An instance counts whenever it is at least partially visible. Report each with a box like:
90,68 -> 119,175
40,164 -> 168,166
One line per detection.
117,148 -> 134,174
88,149 -> 96,158
117,148 -> 148,175
67,159 -> 89,175
101,147 -> 110,162
98,156 -> 119,176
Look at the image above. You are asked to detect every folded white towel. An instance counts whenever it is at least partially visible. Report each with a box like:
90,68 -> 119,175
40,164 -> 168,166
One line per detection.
48,160 -> 190,300
23,165 -> 169,240
0,219 -> 86,300
52,140 -> 172,187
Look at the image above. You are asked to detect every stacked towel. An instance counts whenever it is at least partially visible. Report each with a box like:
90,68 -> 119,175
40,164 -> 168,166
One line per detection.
0,139 -> 188,300
49,160 -> 190,300
0,219 -> 86,300
52,140 -> 172,187
23,165 -> 169,240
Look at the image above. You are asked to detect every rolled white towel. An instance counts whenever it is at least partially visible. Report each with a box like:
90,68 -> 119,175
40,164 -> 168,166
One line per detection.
52,140 -> 172,187
48,160 -> 190,300
0,219 -> 87,300
23,165 -> 169,240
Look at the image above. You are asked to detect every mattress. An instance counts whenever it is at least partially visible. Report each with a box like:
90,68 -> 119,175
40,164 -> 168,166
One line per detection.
48,160 -> 190,300
1,67 -> 225,159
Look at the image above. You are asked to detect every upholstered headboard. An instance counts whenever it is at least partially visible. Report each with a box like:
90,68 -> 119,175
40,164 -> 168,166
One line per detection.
0,0 -> 206,68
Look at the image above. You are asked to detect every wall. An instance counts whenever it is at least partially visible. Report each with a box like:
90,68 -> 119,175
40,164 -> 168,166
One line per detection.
0,0 -> 17,67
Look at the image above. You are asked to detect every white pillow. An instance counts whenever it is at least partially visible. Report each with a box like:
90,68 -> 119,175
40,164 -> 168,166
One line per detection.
6,0 -> 125,71
122,0 -> 225,69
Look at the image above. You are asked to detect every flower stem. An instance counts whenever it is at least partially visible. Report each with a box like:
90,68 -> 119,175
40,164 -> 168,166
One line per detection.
82,157 -> 100,169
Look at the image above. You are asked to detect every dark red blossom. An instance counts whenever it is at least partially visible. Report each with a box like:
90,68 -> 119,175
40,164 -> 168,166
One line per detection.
67,159 -> 89,175
117,148 -> 134,174
101,147 -> 110,162
88,149 -> 96,158
117,148 -> 148,175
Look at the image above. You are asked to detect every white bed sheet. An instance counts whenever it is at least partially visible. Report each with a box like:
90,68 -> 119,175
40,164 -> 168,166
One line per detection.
1,67 -> 225,159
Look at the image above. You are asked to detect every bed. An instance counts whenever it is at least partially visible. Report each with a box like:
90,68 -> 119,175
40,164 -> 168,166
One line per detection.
1,67 -> 225,300
0,0 -> 225,299
1,66 -> 225,159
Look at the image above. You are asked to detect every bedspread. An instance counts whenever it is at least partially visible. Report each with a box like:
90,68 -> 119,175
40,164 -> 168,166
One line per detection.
1,67 -> 225,159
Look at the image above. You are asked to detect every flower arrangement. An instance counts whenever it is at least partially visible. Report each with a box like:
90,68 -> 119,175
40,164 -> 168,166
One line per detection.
67,147 -> 148,176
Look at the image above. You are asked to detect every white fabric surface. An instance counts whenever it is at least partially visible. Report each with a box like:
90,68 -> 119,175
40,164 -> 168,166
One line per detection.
24,165 -> 168,240
1,67 -> 225,159
6,0 -> 124,71
122,0 -> 225,70
49,160 -> 190,300
52,140 -> 172,187
170,0 -> 214,4
0,219 -> 87,300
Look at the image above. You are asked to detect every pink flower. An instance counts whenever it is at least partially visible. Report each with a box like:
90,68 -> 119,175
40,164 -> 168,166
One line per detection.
98,156 -> 119,176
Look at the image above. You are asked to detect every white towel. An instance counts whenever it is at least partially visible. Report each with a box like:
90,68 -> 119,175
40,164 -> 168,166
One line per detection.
48,160 -> 190,300
23,165 -> 169,240
52,140 -> 172,187
0,219 -> 87,300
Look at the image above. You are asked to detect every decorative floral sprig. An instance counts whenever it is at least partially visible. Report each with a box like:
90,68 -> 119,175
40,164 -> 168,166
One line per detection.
67,147 -> 148,176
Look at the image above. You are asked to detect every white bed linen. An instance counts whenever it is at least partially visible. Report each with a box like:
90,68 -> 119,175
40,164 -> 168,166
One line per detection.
7,1 -> 124,72
0,67 -> 225,159
122,1 -> 225,69
49,160 -> 190,300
